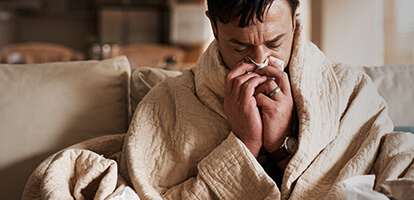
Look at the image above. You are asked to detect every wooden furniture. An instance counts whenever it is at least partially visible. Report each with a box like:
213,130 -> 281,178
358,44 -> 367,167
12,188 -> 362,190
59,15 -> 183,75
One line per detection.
113,44 -> 186,70
0,42 -> 85,64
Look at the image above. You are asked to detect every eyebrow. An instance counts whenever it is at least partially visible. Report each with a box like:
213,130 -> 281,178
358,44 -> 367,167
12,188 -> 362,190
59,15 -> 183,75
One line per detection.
228,33 -> 287,46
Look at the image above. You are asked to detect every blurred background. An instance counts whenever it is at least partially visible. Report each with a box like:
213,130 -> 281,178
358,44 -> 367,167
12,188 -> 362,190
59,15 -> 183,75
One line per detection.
0,0 -> 413,68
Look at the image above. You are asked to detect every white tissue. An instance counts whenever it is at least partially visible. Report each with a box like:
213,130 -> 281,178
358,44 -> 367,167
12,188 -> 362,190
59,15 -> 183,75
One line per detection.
270,56 -> 285,70
248,57 -> 269,69
106,186 -> 141,200
247,56 -> 285,70
343,175 -> 389,200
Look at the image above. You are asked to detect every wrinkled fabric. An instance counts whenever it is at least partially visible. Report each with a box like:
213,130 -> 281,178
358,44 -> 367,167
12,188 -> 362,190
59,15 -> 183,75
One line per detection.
22,134 -> 126,200
23,20 -> 414,200
120,20 -> 414,200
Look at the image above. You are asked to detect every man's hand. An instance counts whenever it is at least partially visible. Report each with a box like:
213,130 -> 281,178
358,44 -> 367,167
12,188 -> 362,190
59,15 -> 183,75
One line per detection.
224,62 -> 267,157
254,59 -> 294,154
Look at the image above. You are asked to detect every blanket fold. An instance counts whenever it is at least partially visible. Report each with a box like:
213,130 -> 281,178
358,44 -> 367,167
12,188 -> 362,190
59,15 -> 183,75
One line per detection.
41,149 -> 125,200
373,132 -> 414,199
23,134 -> 126,200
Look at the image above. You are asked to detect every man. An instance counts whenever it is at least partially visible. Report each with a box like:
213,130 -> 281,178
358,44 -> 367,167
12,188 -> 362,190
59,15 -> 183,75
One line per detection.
24,0 -> 413,199
119,0 -> 414,199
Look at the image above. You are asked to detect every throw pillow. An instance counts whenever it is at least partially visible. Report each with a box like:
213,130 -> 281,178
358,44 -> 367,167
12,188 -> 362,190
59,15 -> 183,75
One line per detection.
0,56 -> 131,199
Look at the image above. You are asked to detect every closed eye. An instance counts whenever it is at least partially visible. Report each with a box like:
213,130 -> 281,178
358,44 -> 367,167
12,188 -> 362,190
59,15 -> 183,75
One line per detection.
234,47 -> 248,53
266,43 -> 281,49
228,39 -> 251,53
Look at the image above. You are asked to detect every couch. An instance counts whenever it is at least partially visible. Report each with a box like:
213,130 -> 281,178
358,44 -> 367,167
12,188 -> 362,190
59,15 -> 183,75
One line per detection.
0,56 -> 412,199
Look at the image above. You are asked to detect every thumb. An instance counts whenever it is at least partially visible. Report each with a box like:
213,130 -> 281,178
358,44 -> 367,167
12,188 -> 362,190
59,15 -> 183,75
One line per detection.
255,93 -> 274,108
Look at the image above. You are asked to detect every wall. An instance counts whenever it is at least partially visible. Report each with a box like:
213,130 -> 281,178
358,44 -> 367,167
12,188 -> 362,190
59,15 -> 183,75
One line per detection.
0,0 -> 95,53
384,0 -> 414,65
16,15 -> 92,51
297,0 -> 311,42
100,8 -> 162,45
0,10 -> 14,47
315,0 -> 385,66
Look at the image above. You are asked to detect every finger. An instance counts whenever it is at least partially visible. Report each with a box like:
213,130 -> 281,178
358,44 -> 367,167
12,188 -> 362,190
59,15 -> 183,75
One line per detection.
255,67 -> 291,94
255,92 -> 272,107
255,91 -> 282,109
231,73 -> 264,101
239,76 -> 268,103
225,62 -> 257,95
254,80 -> 278,96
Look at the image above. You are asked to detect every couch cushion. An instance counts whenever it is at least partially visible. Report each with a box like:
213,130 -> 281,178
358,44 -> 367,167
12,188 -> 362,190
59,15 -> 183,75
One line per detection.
130,67 -> 182,113
362,65 -> 414,126
394,126 -> 414,133
0,56 -> 130,199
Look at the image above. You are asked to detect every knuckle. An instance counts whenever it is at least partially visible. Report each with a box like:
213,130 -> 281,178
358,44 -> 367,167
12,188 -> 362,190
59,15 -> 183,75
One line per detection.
264,81 -> 276,91
234,77 -> 245,86
269,80 -> 278,87
225,73 -> 233,81
241,83 -> 251,91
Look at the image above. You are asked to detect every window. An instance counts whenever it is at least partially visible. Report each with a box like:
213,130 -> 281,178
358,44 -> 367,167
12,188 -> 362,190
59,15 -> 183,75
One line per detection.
385,0 -> 414,64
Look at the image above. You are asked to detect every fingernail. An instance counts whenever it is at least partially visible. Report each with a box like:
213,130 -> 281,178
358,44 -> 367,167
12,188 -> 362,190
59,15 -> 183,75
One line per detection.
267,76 -> 275,81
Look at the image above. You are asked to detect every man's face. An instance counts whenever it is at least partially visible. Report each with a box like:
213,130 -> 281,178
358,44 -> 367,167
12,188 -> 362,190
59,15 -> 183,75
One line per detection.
209,0 -> 296,70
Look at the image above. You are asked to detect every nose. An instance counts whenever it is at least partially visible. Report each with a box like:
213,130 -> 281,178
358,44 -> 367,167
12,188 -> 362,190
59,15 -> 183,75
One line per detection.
249,45 -> 269,64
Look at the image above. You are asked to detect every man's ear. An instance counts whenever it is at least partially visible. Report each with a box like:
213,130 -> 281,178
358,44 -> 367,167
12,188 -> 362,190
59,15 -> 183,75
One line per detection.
205,11 -> 218,40
292,1 -> 300,30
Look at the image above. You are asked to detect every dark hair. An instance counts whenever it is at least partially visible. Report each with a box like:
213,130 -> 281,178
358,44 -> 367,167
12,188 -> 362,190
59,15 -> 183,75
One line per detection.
207,0 -> 299,28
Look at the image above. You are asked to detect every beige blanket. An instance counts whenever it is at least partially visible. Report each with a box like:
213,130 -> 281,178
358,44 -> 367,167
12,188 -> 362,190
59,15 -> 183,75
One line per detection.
23,21 -> 414,200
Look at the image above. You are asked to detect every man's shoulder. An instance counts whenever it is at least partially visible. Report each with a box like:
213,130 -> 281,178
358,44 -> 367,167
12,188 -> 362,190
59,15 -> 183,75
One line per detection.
331,62 -> 368,84
154,68 -> 196,91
